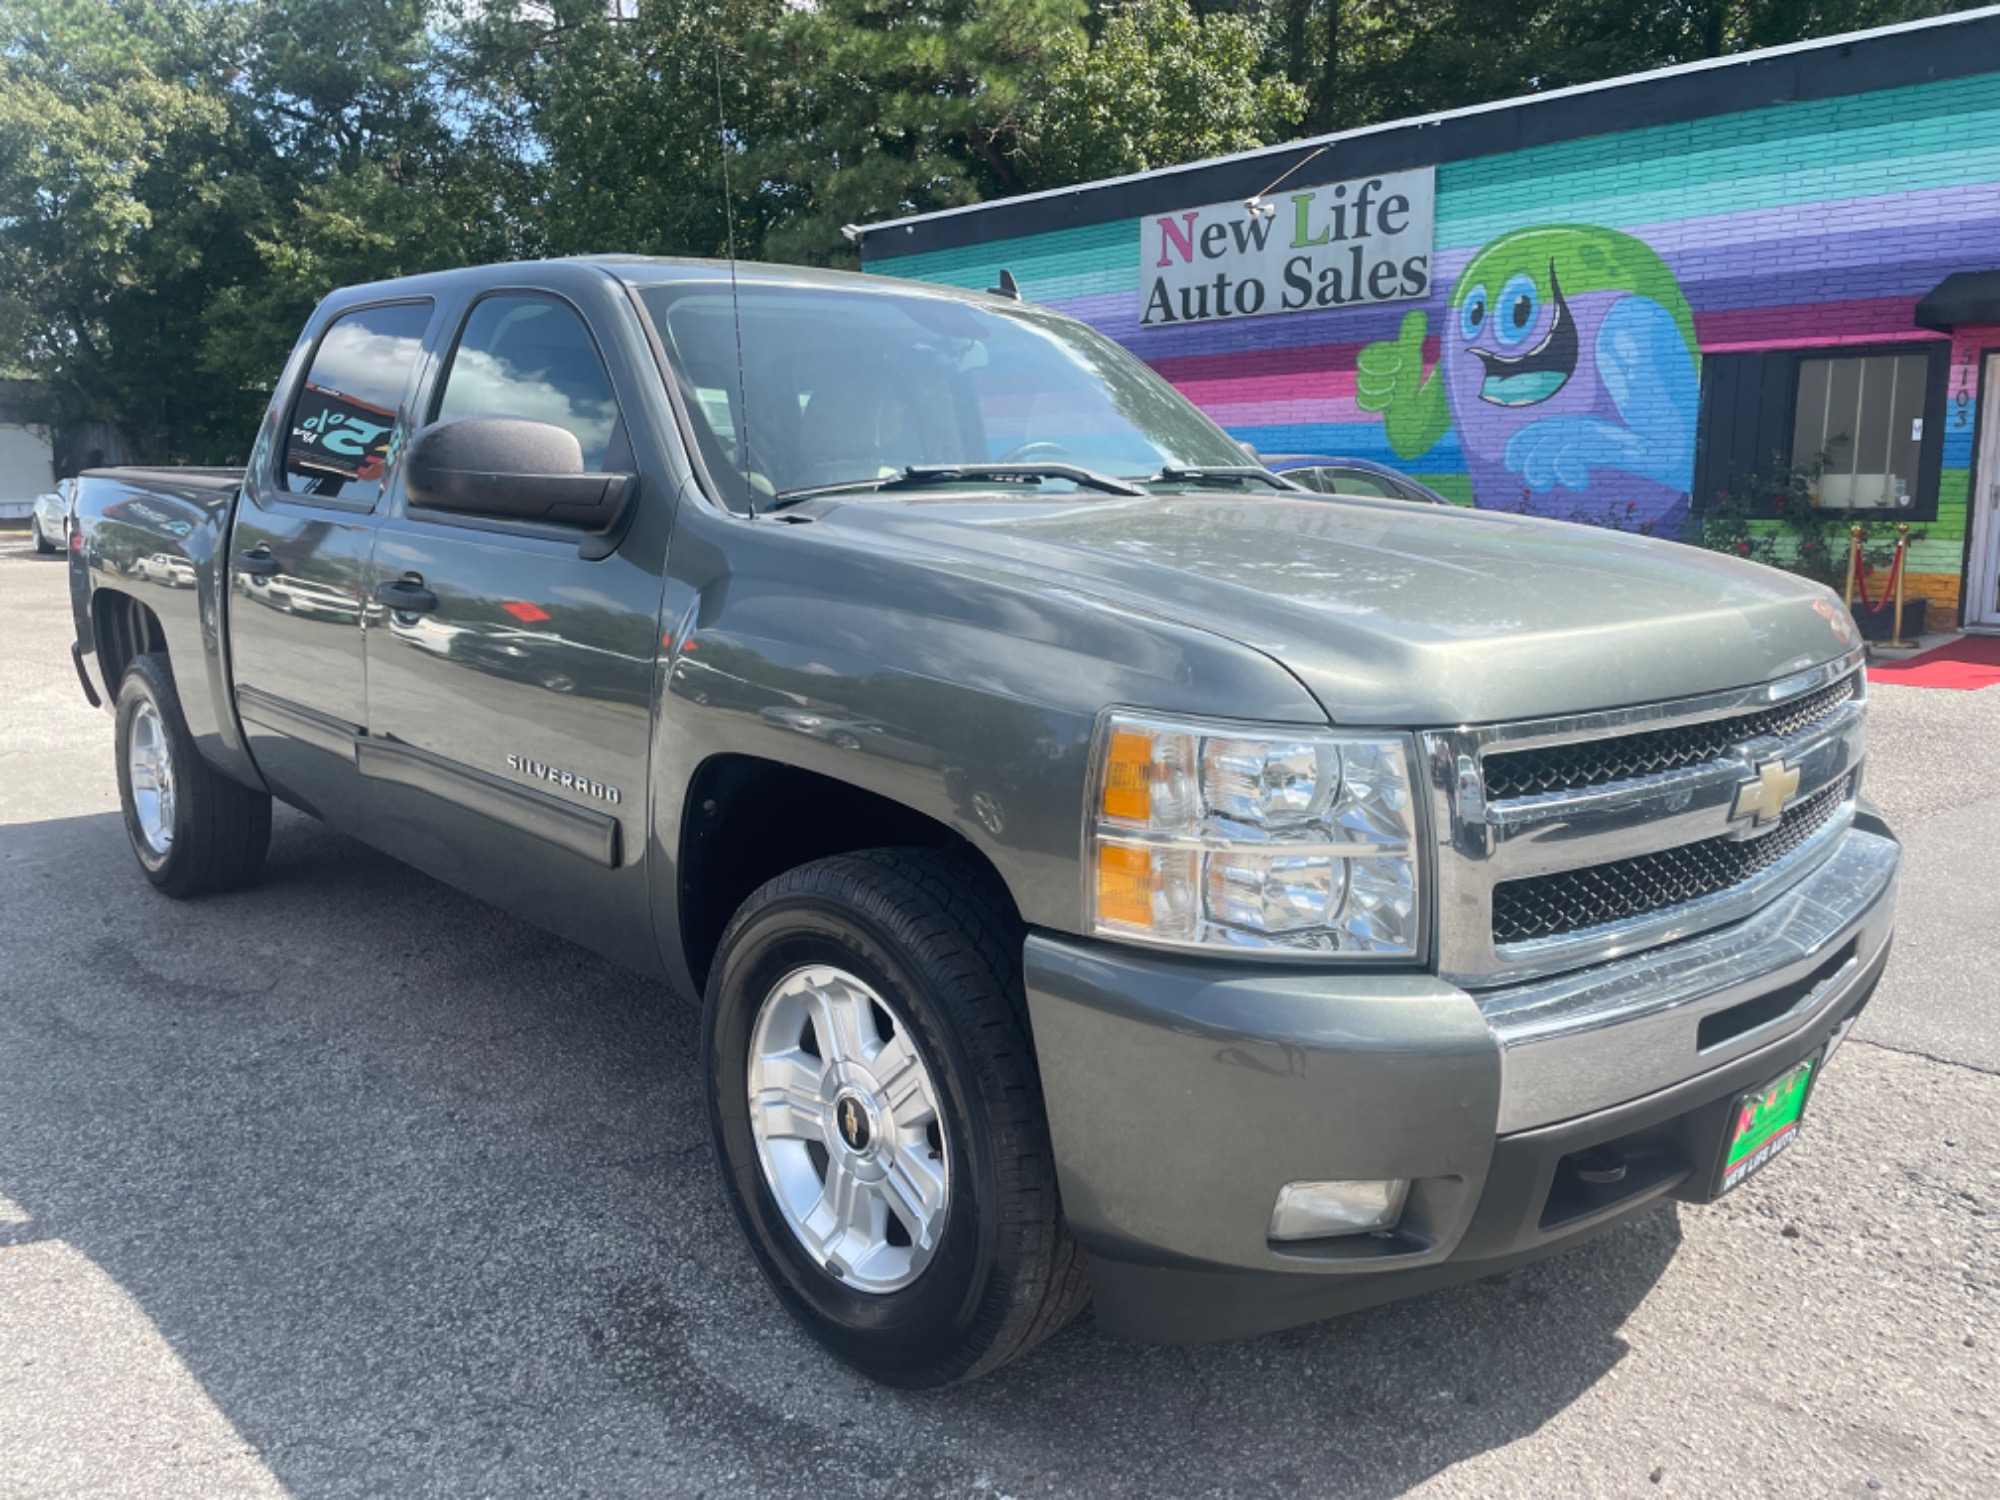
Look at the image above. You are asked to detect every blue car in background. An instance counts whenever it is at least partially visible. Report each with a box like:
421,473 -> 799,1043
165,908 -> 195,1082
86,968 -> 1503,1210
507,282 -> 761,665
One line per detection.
1261,453 -> 1452,505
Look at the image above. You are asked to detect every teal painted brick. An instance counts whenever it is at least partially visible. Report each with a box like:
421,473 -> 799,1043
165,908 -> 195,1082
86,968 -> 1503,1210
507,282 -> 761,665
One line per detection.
1439,78 -> 2000,243
872,74 -> 2000,290
873,222 -> 1138,296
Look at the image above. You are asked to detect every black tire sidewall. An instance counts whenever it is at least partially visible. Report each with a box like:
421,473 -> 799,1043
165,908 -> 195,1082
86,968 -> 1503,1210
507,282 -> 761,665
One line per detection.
114,657 -> 191,883
706,889 -> 1004,1379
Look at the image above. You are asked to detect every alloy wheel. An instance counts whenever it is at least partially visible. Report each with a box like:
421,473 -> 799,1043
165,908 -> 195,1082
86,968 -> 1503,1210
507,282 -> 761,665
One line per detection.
746,965 -> 951,1293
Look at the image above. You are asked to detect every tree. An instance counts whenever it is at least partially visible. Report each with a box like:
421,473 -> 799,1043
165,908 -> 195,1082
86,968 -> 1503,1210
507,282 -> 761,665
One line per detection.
754,0 -> 1089,264
1020,0 -> 1304,187
1261,0 -> 1974,137
0,0 -> 518,461
445,0 -> 784,263
0,0 -> 264,455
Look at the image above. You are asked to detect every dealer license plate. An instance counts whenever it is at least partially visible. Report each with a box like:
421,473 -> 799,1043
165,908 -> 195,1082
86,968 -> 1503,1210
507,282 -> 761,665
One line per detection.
1717,1054 -> 1820,1195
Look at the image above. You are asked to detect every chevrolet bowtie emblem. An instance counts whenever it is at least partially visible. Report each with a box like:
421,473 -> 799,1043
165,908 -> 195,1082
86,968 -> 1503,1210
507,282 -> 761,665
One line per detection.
1731,757 -> 1802,831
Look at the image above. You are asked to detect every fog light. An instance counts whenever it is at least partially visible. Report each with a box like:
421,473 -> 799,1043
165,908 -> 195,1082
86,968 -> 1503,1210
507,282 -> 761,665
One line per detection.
1269,1179 -> 1409,1240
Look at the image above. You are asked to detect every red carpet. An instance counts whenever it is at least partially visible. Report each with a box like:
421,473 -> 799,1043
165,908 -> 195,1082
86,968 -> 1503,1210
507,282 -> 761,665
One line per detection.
1867,635 -> 2000,690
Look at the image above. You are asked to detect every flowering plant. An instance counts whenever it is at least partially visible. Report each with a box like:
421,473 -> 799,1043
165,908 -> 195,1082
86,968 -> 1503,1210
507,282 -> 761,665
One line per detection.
1693,453 -> 1915,590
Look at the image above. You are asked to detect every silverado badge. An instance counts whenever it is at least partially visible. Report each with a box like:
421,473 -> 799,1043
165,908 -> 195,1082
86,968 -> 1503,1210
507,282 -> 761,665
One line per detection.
1730,756 -> 1801,833
506,754 -> 622,805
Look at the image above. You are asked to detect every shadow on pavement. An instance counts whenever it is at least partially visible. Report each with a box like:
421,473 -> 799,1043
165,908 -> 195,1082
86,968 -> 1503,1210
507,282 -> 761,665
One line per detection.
0,808 -> 1678,1499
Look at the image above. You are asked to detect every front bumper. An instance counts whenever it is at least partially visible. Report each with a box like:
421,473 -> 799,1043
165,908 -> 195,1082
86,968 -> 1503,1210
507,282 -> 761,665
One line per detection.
1024,819 -> 1898,1344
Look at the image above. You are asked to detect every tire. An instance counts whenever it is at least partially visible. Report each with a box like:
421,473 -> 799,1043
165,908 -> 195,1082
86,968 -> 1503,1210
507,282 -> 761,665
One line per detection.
704,849 -> 1090,1388
30,516 -> 54,554
114,654 -> 272,898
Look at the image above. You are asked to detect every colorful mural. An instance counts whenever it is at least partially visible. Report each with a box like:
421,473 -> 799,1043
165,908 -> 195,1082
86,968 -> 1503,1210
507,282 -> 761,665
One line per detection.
866,68 -> 2000,613
1356,225 -> 1700,533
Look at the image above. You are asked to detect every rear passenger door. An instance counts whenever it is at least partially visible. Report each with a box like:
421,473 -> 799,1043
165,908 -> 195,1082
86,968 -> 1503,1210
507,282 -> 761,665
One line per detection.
361,280 -> 672,972
228,298 -> 434,821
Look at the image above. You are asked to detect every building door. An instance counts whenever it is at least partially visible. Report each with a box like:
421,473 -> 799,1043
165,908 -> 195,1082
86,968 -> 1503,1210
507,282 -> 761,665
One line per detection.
1963,354 -> 2000,632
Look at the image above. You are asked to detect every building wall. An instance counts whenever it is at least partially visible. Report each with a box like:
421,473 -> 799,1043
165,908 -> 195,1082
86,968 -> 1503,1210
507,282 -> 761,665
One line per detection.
0,421 -> 55,516
868,73 -> 2000,615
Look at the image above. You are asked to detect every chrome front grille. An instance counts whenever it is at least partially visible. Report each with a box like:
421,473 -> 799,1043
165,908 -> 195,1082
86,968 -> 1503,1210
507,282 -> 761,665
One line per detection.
1423,651 -> 1867,987
1490,777 -> 1851,946
1481,676 -> 1857,800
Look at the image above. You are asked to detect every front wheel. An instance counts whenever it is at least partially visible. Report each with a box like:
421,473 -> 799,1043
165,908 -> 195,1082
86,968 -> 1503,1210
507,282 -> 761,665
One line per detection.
704,850 -> 1089,1387
115,654 -> 272,898
30,516 -> 54,554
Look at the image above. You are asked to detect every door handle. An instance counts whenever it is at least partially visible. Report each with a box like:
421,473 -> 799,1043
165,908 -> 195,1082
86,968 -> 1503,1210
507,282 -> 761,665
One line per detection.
235,549 -> 282,578
374,578 -> 439,614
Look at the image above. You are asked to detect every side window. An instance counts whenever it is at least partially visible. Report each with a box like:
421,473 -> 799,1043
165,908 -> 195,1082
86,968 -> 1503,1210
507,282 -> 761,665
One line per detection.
284,301 -> 433,505
1319,468 -> 1402,499
1287,468 -> 1329,493
1695,345 -> 1946,521
433,295 -> 620,469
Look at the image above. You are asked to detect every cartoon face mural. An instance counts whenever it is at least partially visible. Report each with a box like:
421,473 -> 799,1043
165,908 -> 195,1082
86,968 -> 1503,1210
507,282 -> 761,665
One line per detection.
1357,225 -> 1701,535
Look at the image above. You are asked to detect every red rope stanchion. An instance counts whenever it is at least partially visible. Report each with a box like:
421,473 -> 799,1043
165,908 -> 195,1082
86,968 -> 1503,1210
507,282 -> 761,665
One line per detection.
1853,544 -> 1905,614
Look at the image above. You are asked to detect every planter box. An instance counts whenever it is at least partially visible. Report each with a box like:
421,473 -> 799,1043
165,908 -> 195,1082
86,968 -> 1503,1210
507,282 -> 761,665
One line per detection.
1849,597 -> 1926,642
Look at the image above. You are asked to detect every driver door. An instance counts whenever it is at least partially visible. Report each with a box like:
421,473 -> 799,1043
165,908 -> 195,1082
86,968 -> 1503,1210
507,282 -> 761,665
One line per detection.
361,281 -> 671,972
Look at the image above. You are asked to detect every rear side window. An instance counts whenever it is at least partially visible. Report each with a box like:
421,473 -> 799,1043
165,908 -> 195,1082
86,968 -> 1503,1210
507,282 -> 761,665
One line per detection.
433,295 -> 620,468
284,301 -> 433,505
1315,467 -> 1403,499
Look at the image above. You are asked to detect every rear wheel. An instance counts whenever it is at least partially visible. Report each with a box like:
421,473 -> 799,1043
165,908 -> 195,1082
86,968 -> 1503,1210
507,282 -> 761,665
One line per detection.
30,516 -> 54,554
704,850 -> 1089,1387
115,654 -> 272,898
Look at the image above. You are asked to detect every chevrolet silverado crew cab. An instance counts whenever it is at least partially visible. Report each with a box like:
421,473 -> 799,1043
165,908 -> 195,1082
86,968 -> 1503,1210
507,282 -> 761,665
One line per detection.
67,259 -> 1896,1388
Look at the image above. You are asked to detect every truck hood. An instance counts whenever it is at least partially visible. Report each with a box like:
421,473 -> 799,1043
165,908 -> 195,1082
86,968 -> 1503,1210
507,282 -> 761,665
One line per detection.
805,492 -> 1862,725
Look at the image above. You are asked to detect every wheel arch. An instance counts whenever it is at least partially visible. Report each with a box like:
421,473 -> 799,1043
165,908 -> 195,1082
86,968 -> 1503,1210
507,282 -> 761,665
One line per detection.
91,588 -> 169,690
676,752 -> 1022,996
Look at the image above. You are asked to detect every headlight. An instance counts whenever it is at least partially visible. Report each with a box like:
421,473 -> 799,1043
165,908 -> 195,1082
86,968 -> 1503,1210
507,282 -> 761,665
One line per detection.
1086,711 -> 1423,957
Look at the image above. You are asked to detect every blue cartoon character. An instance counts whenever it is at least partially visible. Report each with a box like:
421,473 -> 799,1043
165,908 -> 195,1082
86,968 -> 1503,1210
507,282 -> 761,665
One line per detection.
1356,225 -> 1700,534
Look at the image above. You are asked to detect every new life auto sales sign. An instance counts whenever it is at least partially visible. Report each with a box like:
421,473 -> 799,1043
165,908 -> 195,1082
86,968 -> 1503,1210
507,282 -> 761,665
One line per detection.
1139,166 -> 1435,326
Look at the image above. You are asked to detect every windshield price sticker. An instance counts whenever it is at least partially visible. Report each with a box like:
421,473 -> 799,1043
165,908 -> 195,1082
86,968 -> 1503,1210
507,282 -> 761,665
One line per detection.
1140,166 -> 1435,328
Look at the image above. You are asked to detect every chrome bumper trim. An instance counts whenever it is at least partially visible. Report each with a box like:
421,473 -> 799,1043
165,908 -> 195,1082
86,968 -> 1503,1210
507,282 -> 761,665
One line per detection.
1484,826 -> 1898,1132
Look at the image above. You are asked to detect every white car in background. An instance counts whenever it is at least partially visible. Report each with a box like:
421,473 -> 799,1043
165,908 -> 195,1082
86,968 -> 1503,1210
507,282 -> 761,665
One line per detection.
28,479 -> 72,554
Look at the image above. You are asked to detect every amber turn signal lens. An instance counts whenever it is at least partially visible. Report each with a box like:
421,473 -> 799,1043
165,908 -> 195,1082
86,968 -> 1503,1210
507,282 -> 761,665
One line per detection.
1095,842 -> 1157,927
1101,729 -> 1153,822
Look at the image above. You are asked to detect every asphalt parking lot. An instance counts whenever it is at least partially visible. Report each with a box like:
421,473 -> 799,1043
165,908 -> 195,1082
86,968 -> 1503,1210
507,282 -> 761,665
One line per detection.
1,529 -> 1994,1498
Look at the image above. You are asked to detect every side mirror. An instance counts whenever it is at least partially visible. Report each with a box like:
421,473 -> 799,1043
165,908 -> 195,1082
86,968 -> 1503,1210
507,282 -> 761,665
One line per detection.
405,417 -> 636,552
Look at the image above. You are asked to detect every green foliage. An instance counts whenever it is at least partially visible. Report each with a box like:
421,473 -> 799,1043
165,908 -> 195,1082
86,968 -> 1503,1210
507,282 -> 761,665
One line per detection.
0,1 -> 251,450
1022,0 -> 1304,187
1267,0 -> 1969,135
1694,452 -> 1921,589
755,0 -> 1090,265
447,0 -> 783,261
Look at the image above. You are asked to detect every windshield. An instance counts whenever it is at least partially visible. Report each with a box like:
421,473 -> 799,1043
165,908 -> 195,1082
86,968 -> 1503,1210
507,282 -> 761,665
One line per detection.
635,279 -> 1247,510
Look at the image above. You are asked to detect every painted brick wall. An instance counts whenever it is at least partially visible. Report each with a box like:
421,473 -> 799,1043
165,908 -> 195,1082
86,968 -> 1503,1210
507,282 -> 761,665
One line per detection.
869,74 -> 2000,614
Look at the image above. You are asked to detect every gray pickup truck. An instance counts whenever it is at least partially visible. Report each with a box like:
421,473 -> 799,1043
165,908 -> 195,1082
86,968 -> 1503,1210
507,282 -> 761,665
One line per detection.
66,258 -> 1897,1387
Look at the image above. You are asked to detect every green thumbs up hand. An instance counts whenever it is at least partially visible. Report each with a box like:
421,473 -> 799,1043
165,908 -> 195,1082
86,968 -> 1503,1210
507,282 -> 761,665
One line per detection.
1356,310 -> 1449,461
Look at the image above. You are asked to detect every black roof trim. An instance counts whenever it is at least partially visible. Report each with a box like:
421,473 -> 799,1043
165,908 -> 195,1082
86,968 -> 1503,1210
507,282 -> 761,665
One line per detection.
859,8 -> 2000,263
1915,270 -> 2000,331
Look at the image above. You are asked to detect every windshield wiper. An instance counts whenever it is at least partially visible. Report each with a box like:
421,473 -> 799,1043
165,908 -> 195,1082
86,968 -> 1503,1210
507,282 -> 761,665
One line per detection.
1146,465 -> 1299,491
770,462 -> 1145,508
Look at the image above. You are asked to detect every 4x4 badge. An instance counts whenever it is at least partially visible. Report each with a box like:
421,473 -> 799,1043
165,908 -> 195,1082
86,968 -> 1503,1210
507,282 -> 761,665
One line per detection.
1731,757 -> 1801,831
